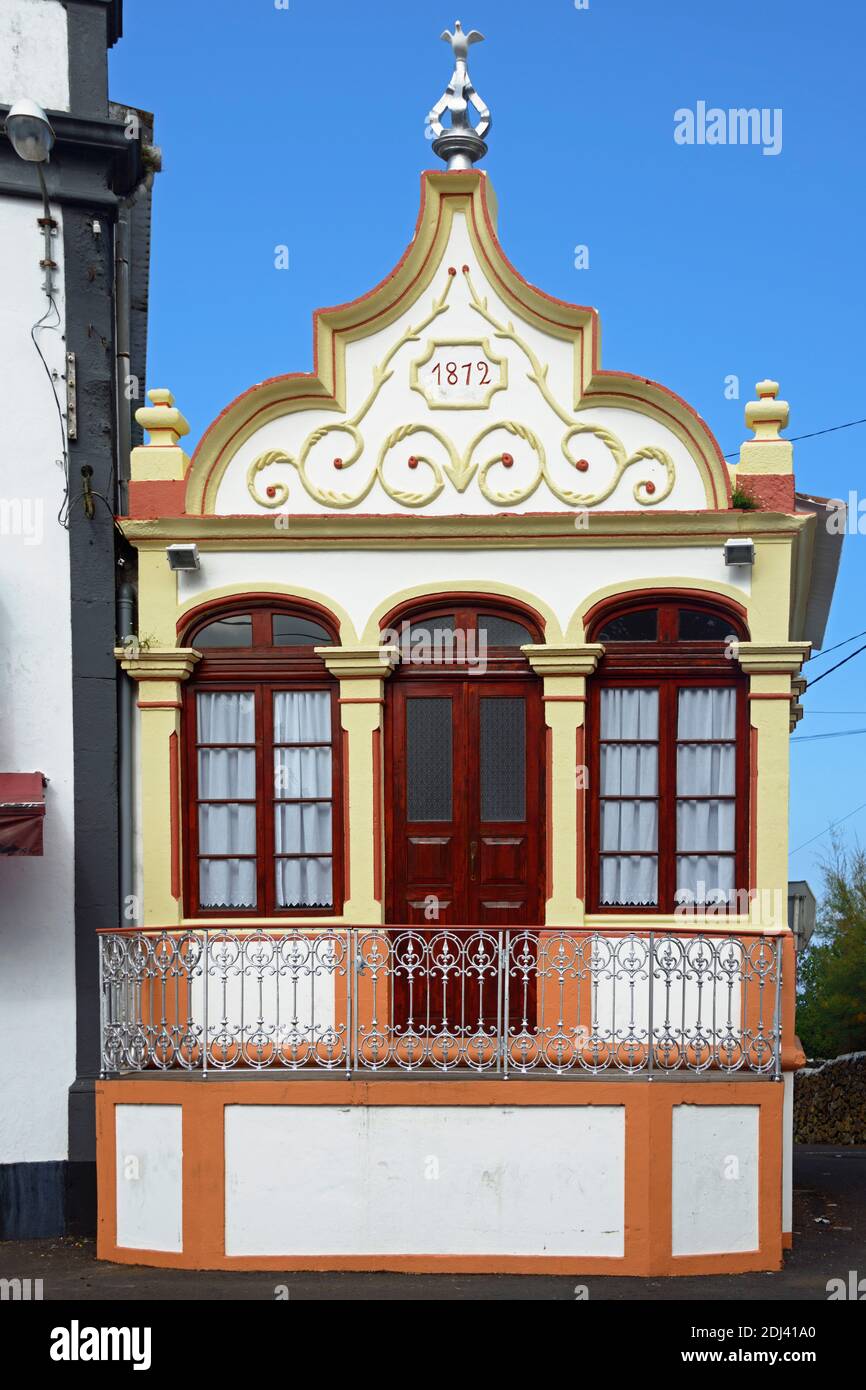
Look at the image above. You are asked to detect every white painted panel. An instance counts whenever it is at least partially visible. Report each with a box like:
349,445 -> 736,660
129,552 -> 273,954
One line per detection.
225,1104 -> 624,1258
115,1106 -> 183,1253
671,1104 -> 759,1256
0,195 -> 74,1165
0,0 -> 69,111
180,546 -> 748,642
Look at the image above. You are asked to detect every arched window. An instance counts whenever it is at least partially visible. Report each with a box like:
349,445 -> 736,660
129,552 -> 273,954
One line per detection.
381,599 -> 541,673
182,600 -> 342,917
586,596 -> 748,913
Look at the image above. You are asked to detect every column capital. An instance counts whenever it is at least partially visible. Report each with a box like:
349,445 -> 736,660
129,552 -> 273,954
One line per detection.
114,645 -> 202,683
736,641 -> 811,675
522,643 -> 605,677
316,646 -> 399,680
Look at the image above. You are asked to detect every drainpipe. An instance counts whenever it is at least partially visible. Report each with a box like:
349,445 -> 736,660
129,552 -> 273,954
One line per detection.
117,583 -> 136,923
114,200 -> 132,516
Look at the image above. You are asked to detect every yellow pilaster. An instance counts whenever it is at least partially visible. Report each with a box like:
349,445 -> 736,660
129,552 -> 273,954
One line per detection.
524,645 -> 604,926
116,646 -> 201,926
737,642 -> 810,931
318,647 -> 398,924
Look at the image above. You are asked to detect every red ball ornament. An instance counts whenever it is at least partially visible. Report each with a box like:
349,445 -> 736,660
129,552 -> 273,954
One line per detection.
575,458 -> 590,473
266,485 -> 277,499
501,452 -> 514,468
462,264 -> 470,274
408,456 -> 419,470
645,481 -> 656,495
448,266 -> 457,277
333,457 -> 343,470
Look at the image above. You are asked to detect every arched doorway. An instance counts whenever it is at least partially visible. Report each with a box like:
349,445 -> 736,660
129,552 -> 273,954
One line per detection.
384,600 -> 546,929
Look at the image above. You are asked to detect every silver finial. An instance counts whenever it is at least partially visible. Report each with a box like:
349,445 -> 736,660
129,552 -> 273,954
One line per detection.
426,20 -> 491,170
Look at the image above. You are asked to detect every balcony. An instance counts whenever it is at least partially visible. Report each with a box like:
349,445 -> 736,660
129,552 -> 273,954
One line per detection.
98,926 -> 785,1079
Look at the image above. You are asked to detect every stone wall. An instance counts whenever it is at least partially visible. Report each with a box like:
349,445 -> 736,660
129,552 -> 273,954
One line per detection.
794,1052 -> 866,1144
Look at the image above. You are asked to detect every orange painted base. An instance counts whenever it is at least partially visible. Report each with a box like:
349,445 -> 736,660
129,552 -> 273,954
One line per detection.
96,1077 -> 785,1277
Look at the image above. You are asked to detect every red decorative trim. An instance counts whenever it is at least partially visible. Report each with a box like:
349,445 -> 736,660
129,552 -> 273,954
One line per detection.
343,728 -> 351,904
543,694 -> 586,703
127,479 -> 187,519
576,724 -> 586,902
138,700 -> 183,711
735,476 -> 795,513
372,726 -> 382,904
169,731 -> 180,901
750,726 -> 759,892
545,726 -> 553,896
339,698 -> 384,706
748,693 -> 792,701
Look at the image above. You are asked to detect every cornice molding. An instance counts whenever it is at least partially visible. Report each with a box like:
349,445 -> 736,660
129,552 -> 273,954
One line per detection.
118,509 -> 809,551
736,641 -> 812,675
523,644 -> 605,676
114,646 -> 201,682
316,646 -> 400,680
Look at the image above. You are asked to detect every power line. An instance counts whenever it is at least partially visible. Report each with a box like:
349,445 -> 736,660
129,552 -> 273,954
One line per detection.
805,641 -> 866,690
723,413 -> 866,460
789,799 -> 866,857
792,727 -> 866,742
808,629 -> 866,663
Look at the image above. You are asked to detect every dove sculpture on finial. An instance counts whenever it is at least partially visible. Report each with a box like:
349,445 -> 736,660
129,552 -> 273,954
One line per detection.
426,20 -> 491,170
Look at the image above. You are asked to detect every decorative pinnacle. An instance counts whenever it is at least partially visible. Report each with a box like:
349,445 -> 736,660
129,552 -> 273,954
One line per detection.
745,380 -> 789,441
426,20 -> 491,170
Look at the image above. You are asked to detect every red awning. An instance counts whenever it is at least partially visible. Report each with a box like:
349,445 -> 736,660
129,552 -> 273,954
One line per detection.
0,773 -> 47,856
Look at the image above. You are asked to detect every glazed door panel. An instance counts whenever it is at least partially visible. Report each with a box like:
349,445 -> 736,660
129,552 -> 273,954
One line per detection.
387,678 -> 543,1034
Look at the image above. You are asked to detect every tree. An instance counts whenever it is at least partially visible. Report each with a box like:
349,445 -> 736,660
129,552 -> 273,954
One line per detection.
796,840 -> 866,1058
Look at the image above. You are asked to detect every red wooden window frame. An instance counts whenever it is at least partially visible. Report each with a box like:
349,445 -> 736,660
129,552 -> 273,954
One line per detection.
586,596 -> 749,914
181,600 -> 344,918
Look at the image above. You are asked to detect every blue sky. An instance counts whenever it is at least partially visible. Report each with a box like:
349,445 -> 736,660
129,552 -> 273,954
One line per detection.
110,0 -> 866,887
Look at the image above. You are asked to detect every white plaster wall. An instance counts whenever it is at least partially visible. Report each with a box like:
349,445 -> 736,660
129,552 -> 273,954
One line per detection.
115,1105 -> 183,1253
0,0 -> 69,110
671,1104 -> 759,1255
214,211 -> 725,517
179,546 -> 749,643
0,195 -> 75,1164
225,1104 -> 625,1257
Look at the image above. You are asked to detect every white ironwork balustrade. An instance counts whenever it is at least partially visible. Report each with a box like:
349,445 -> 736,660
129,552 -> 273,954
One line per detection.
99,927 -> 783,1079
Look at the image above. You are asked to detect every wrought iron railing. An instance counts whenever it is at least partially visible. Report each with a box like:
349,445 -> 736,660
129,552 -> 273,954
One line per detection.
98,926 -> 783,1078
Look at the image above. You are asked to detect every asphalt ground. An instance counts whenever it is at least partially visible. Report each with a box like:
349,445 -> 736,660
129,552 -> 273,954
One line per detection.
1,1145 -> 863,1302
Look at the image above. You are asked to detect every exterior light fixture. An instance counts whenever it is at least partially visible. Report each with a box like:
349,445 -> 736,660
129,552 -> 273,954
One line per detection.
166,544 -> 200,572
5,98 -> 55,162
723,538 -> 755,567
4,98 -> 58,297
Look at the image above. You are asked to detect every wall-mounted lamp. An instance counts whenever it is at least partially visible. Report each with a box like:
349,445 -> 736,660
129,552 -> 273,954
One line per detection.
166,543 -> 200,572
4,98 -> 57,297
723,538 -> 755,567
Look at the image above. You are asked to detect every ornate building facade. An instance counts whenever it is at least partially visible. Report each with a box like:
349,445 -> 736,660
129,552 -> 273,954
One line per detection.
96,28 -> 841,1274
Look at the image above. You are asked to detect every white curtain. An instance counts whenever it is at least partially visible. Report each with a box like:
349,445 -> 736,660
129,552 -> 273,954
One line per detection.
600,688 -> 658,741
676,689 -> 736,903
599,688 -> 659,905
601,857 -> 658,906
273,692 -> 333,908
197,691 -> 257,909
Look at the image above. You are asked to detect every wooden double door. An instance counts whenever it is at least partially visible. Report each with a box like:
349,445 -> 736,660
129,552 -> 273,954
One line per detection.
386,676 -> 544,1032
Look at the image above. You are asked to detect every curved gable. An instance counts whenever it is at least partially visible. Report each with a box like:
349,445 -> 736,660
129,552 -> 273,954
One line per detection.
184,170 -> 732,517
